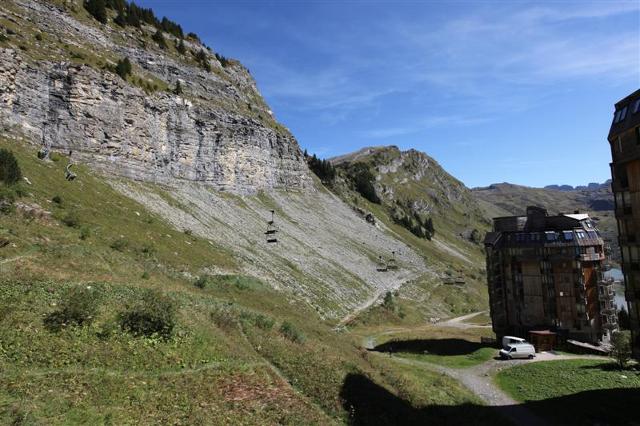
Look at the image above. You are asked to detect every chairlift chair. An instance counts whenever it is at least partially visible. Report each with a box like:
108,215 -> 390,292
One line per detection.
265,209 -> 278,243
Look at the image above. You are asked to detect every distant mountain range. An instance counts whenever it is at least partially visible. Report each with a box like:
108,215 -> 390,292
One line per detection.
472,181 -> 618,262
543,181 -> 611,192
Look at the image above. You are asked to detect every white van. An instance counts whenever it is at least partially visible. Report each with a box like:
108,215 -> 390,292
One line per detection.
499,343 -> 536,360
502,336 -> 526,349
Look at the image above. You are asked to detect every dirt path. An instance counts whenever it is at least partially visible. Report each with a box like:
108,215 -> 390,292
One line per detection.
439,310 -> 491,328
363,317 -> 610,426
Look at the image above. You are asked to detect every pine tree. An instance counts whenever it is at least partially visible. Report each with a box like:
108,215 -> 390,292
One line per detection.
176,39 -> 186,54
152,30 -> 167,49
84,0 -> 107,24
0,148 -> 21,184
115,57 -> 132,80
174,80 -> 183,95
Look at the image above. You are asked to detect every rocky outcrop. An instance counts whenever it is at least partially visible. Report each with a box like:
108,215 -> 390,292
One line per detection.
0,0 -> 312,193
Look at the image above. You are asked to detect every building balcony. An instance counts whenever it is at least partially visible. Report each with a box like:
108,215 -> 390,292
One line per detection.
579,253 -> 605,262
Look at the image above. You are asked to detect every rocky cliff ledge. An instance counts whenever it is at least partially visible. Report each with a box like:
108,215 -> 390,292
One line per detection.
0,0 -> 312,193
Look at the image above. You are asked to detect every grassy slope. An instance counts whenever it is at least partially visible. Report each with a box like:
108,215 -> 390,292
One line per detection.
495,359 -> 639,425
329,147 -> 491,325
0,138 -> 495,424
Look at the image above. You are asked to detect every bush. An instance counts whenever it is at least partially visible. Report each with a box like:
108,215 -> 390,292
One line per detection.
611,330 -> 632,369
44,286 -> 99,331
279,321 -> 305,344
0,148 -> 22,185
151,30 -> 167,49
119,290 -> 176,338
52,195 -> 62,205
79,226 -> 91,240
176,39 -> 186,54
0,186 -> 17,215
139,243 -> 155,256
115,57 -> 132,80
240,311 -> 274,330
110,237 -> 129,252
61,212 -> 80,228
84,0 -> 107,24
194,275 -> 208,289
210,304 -> 239,330
141,271 -> 150,279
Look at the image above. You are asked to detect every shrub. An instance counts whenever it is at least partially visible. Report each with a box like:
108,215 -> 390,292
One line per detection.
151,30 -> 167,49
79,226 -> 91,240
115,57 -> 132,80
611,330 -> 632,369
110,237 -> 129,252
215,52 -> 230,67
52,195 -> 62,205
194,275 -> 208,289
119,290 -> 176,338
44,286 -> 99,331
139,243 -> 155,255
240,311 -> 274,330
84,0 -> 107,24
174,80 -> 183,95
0,186 -> 17,214
61,212 -> 80,228
141,271 -> 150,279
35,33 -> 43,41
176,39 -> 186,54
210,304 -> 238,330
279,321 -> 305,344
0,148 -> 22,185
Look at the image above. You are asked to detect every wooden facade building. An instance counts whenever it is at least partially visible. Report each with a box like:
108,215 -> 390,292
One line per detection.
484,206 -> 616,345
608,89 -> 640,356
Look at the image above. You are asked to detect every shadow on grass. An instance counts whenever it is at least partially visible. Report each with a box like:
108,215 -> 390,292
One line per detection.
579,362 -> 639,372
340,373 -> 640,426
372,338 -> 488,355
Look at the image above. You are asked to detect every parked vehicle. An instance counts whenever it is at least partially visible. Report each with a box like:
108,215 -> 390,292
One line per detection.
502,335 -> 526,349
499,343 -> 536,360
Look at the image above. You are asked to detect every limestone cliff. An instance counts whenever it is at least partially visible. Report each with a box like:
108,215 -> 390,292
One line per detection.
0,0 -> 312,193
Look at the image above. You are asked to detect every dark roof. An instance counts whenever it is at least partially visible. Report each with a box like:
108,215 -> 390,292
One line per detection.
609,89 -> 640,138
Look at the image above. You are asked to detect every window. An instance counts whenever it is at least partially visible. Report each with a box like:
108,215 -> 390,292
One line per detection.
576,230 -> 586,239
615,109 -> 621,123
545,231 -> 557,242
620,106 -> 628,122
634,99 -> 640,114
563,231 -> 574,240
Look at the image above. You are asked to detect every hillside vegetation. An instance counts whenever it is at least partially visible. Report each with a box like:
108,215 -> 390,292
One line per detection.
0,138 -> 501,424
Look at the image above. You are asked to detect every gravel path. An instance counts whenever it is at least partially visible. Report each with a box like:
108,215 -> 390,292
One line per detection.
364,314 -> 611,426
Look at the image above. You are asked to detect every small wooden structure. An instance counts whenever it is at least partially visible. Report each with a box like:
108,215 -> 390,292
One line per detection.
529,330 -> 557,352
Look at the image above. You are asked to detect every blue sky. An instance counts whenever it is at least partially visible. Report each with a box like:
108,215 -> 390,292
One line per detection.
139,0 -> 640,188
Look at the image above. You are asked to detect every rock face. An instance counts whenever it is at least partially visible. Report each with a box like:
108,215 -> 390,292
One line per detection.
0,0 -> 312,193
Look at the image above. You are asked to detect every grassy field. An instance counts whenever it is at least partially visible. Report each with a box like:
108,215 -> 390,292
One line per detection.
0,138 -> 502,424
495,359 -> 640,425
353,325 -> 497,368
397,347 -> 496,369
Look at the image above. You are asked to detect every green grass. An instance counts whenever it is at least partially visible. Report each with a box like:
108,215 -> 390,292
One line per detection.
0,137 -> 503,424
496,359 -> 640,425
398,347 -> 496,369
